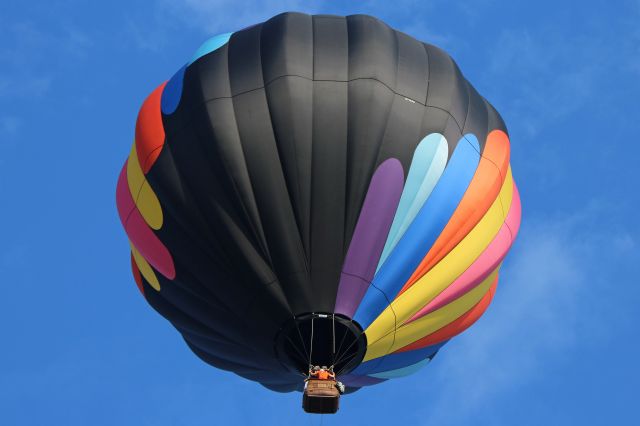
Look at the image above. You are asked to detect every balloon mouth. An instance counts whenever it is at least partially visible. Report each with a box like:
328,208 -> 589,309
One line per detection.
274,313 -> 367,376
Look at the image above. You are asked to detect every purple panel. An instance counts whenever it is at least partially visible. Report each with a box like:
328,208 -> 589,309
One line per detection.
340,374 -> 387,387
334,158 -> 404,317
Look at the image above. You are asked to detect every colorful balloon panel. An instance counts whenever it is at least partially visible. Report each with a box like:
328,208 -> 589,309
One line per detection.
116,12 -> 521,393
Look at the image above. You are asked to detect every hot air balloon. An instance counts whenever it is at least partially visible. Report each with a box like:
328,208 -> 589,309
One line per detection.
116,12 -> 521,412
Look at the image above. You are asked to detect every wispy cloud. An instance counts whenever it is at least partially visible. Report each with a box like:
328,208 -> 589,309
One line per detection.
146,0 -> 456,47
417,203 -> 637,424
480,3 -> 640,141
0,75 -> 52,98
0,17 -> 92,145
0,19 -> 92,100
123,15 -> 171,53
483,29 -> 600,139
160,0 -> 317,34
120,0 -> 320,56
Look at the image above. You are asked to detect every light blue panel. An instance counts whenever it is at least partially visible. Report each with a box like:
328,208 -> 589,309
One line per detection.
351,341 -> 446,376
189,33 -> 232,65
369,356 -> 432,379
354,135 -> 481,329
338,374 -> 386,387
376,133 -> 448,272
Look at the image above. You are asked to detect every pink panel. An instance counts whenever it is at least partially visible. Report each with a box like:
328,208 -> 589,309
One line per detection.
116,162 -> 176,280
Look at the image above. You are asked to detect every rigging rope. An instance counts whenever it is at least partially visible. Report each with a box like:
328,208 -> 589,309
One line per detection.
332,314 -> 336,357
309,313 -> 314,369
293,314 -> 310,366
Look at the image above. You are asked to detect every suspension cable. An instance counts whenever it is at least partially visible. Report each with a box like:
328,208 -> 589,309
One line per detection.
292,314 -> 310,366
333,313 -> 336,356
309,313 -> 315,369
331,313 -> 336,369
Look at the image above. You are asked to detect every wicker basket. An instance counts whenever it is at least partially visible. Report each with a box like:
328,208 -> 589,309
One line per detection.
302,379 -> 340,414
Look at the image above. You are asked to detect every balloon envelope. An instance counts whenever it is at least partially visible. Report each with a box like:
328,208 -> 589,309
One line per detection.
116,12 -> 521,393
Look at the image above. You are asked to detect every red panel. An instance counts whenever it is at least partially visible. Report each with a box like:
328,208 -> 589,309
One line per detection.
135,82 -> 167,173
130,252 -> 145,296
394,276 -> 498,352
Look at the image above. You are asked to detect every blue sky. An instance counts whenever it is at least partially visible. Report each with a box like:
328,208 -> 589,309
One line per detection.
1,0 -> 639,424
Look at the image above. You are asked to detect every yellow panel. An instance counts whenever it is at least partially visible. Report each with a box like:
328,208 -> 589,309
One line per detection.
130,242 -> 161,291
364,168 -> 514,344
364,267 -> 498,361
126,142 -> 163,230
